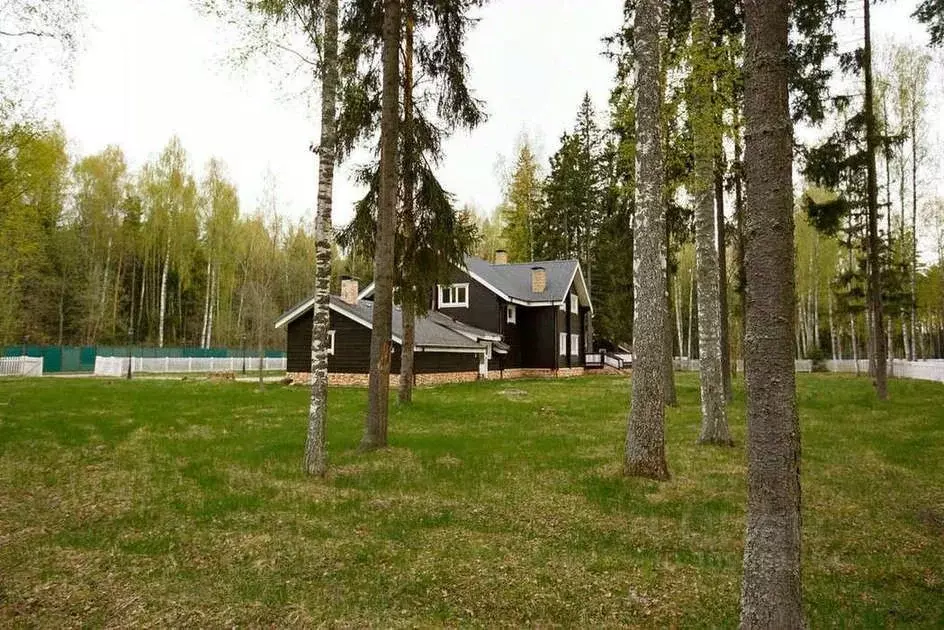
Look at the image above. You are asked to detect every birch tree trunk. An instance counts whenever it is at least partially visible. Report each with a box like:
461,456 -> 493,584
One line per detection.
675,281 -> 684,358
624,0 -> 669,480
158,245 -> 170,348
201,259 -> 211,348
828,293 -> 837,360
305,0 -> 339,477
740,1 -> 803,624
362,0 -> 401,450
716,165 -> 732,400
911,114 -> 918,361
687,268 -> 695,360
692,0 -> 731,445
206,267 -> 215,348
399,3 -> 417,405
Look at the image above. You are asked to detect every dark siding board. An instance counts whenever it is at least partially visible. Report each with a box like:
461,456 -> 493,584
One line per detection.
414,351 -> 479,374
519,306 -> 558,369
433,268 -> 504,334
286,307 -> 476,375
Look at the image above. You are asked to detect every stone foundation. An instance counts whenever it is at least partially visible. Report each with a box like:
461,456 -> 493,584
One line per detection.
288,367 -> 586,386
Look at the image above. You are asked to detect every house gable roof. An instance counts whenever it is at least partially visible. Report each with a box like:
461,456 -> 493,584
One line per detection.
274,296 -> 487,353
357,256 -> 595,312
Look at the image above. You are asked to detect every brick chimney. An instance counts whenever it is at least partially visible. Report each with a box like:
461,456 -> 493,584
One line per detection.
340,276 -> 359,305
530,266 -> 546,293
494,249 -> 508,265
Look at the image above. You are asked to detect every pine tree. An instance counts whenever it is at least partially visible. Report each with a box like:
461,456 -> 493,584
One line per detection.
740,0 -> 803,624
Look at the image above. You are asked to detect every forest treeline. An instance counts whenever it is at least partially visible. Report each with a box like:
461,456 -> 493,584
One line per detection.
0,126 -> 372,350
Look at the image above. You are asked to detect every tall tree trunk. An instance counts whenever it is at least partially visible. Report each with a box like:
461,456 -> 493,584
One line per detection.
828,292 -> 837,360
692,0 -> 731,445
675,280 -> 684,358
201,259 -> 211,348
664,270 -> 678,406
206,267 -> 215,348
863,0 -> 888,399
852,314 -> 860,375
305,0 -> 338,477
687,268 -> 695,360
740,1 -> 803,625
399,3 -> 417,405
911,116 -> 918,361
716,164 -> 732,400
158,245 -> 170,349
624,0 -> 669,481
363,0 -> 401,450
733,109 -> 747,375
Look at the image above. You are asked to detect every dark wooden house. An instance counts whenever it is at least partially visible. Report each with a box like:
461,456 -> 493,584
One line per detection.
277,253 -> 592,384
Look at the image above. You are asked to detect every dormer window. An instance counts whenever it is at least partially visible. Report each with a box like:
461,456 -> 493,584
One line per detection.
439,283 -> 469,308
507,304 -> 517,324
570,293 -> 579,313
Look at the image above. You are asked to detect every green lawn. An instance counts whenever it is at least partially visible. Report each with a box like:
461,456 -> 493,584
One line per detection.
0,374 -> 941,627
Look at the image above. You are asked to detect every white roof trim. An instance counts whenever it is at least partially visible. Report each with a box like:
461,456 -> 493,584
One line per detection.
274,298 -> 316,329
416,346 -> 486,354
559,263 -> 595,314
277,298 -> 490,352
356,260 -> 593,312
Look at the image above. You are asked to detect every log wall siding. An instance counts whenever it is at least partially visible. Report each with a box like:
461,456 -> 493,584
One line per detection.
286,308 -> 480,375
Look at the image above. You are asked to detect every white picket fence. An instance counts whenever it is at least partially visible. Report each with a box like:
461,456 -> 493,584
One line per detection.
675,357 -> 944,383
0,356 -> 44,377
94,356 -> 286,377
824,359 -> 944,383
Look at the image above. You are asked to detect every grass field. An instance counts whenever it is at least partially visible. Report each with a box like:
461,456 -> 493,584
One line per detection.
0,374 -> 942,627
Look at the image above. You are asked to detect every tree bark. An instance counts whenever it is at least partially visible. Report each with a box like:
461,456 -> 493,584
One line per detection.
716,164 -> 732,400
740,1 -> 803,626
664,271 -> 678,407
624,0 -> 669,481
911,115 -> 918,361
863,0 -> 888,399
399,2 -> 417,405
305,0 -> 339,477
158,245 -> 169,348
206,267 -> 215,348
201,259 -> 211,348
692,0 -> 731,445
362,0 -> 401,450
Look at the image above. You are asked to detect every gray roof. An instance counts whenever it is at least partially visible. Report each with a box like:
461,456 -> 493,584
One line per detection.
464,256 -> 579,303
329,296 -> 484,350
427,311 -> 502,341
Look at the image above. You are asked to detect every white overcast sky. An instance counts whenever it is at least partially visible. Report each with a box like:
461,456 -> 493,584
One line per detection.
49,0 -> 939,230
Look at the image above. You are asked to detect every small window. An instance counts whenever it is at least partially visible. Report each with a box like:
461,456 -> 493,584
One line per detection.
507,304 -> 517,324
439,283 -> 469,308
559,332 -> 567,356
328,330 -> 336,356
571,293 -> 579,313
571,333 -> 580,356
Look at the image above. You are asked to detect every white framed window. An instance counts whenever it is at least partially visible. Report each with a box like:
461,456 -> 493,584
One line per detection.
571,333 -> 580,356
507,304 -> 517,324
559,332 -> 567,356
571,293 -> 579,313
438,283 -> 469,308
328,330 -> 336,356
